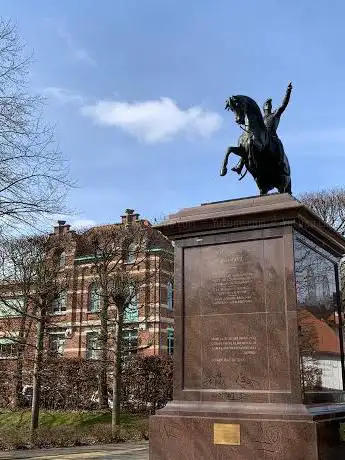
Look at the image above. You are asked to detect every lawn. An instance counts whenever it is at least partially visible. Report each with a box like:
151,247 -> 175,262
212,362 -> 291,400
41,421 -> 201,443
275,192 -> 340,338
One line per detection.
0,411 -> 149,450
0,410 -> 145,429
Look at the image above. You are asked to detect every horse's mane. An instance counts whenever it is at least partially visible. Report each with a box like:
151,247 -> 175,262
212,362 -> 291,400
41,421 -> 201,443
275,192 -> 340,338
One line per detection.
234,95 -> 266,130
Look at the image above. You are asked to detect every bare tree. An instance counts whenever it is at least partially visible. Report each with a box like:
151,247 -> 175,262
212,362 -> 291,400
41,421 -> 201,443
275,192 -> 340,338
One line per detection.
299,188 -> 345,235
0,285 -> 34,408
299,188 -> 345,307
82,219 -> 163,434
0,234 -> 69,439
0,19 -> 70,231
85,223 -> 149,395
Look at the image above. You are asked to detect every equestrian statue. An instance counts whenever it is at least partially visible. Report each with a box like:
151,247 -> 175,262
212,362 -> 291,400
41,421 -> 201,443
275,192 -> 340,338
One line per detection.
220,83 -> 292,195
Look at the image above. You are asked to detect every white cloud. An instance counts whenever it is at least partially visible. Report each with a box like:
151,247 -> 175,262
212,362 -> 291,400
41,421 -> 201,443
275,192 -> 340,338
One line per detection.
81,97 -> 222,143
70,219 -> 97,229
48,215 -> 97,230
42,87 -> 84,105
57,26 -> 96,67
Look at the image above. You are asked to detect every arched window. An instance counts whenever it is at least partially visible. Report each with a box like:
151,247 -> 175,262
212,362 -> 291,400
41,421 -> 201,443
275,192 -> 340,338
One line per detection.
88,283 -> 100,312
167,281 -> 173,310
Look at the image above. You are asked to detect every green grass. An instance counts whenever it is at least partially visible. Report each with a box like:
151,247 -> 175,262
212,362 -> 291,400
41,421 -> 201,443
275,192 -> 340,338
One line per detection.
0,410 -> 149,450
0,410 -> 146,429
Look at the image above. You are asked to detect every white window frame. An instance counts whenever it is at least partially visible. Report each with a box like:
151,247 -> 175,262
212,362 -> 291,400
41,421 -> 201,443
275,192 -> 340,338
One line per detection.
86,332 -> 100,360
88,283 -> 101,313
124,286 -> 139,323
52,291 -> 67,315
0,337 -> 18,359
0,297 -> 25,318
49,333 -> 66,356
126,243 -> 137,264
122,328 -> 138,357
167,328 -> 174,355
167,281 -> 173,310
59,251 -> 66,268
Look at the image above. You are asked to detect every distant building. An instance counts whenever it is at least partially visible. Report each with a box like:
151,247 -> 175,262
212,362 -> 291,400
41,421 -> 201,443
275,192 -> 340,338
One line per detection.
0,209 -> 174,362
298,309 -> 343,392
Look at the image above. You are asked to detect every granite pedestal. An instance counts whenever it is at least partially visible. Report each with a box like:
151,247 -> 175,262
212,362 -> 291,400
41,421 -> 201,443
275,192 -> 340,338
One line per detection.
150,194 -> 345,460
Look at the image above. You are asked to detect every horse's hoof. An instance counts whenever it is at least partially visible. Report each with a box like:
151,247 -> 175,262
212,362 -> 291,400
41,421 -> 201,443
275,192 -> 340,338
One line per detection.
220,168 -> 227,176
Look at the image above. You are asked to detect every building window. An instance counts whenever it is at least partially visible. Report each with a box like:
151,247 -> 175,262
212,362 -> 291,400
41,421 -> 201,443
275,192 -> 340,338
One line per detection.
0,298 -> 25,317
126,243 -> 137,264
167,328 -> 174,355
0,337 -> 17,358
88,283 -> 100,312
52,291 -> 67,314
49,333 -> 66,357
59,251 -> 66,268
86,332 -> 100,360
167,281 -> 173,310
124,286 -> 139,323
122,329 -> 138,357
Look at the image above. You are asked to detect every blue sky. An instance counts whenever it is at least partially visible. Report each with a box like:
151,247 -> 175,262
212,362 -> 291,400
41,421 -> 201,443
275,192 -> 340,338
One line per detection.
2,0 -> 345,228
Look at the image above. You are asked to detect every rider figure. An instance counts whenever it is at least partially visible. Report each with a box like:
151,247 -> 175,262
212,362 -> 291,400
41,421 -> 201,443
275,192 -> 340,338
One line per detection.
232,82 -> 293,175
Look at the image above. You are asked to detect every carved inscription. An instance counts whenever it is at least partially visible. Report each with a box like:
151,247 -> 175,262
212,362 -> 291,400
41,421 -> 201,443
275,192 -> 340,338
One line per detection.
213,273 -> 255,305
203,371 -> 225,387
210,335 -> 257,363
200,315 -> 269,391
219,254 -> 246,264
217,392 -> 245,401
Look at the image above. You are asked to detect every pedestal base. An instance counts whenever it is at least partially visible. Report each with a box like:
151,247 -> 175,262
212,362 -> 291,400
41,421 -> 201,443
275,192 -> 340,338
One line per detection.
149,402 -> 345,460
150,196 -> 345,459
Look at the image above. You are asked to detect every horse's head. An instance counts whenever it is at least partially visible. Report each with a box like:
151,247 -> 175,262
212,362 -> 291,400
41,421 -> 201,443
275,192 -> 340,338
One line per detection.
225,95 -> 265,130
225,95 -> 246,125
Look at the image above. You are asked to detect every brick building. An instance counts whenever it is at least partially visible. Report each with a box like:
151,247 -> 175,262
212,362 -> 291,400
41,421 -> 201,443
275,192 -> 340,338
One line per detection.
0,209 -> 174,361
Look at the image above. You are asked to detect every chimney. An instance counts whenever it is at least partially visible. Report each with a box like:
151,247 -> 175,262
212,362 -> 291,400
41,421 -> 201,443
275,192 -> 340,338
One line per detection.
54,220 -> 71,235
121,209 -> 140,225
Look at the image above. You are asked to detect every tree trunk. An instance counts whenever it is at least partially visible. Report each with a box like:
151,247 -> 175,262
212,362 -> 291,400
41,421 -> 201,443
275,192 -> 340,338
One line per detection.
111,323 -> 118,438
30,311 -> 45,442
99,296 -> 109,409
112,307 -> 124,436
13,311 -> 31,408
13,343 -> 24,408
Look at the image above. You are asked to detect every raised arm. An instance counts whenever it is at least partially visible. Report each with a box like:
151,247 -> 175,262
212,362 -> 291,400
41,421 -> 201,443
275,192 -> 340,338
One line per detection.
276,82 -> 293,117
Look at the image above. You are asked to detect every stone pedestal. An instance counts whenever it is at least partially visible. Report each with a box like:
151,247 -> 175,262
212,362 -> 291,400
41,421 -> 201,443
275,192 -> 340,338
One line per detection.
150,194 -> 345,460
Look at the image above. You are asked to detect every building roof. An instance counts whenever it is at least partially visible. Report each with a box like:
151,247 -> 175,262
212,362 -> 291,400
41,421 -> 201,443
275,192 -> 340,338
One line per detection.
299,308 -> 340,355
52,209 -> 173,259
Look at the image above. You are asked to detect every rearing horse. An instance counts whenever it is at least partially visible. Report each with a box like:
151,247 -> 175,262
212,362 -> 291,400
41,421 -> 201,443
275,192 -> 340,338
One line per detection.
220,95 -> 292,195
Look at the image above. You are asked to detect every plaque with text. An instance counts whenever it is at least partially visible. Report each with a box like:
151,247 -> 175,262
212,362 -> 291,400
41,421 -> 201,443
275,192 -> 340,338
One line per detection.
198,241 -> 265,315
183,238 -> 290,393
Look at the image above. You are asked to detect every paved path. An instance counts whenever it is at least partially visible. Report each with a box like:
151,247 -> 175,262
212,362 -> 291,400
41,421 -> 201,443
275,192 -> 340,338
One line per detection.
0,442 -> 149,460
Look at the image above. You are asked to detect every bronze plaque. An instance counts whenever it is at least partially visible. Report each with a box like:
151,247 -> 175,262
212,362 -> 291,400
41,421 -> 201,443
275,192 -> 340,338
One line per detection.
214,423 -> 240,445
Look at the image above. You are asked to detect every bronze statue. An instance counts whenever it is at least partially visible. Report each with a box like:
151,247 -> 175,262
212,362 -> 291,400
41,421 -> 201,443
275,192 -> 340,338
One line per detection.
220,83 -> 292,195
